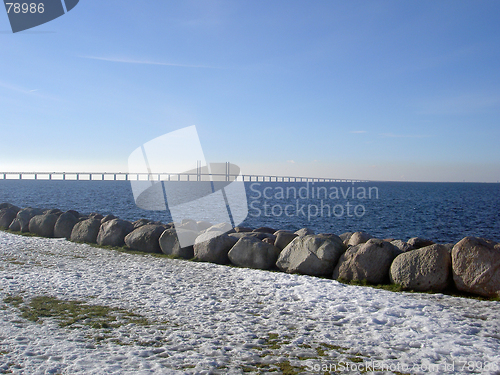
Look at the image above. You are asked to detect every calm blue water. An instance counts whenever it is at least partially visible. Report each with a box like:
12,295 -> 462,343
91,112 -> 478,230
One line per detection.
1,180 -> 499,244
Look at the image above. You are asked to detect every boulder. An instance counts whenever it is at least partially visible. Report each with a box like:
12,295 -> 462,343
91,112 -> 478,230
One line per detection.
70,218 -> 102,244
101,214 -> 117,224
0,208 -> 18,229
452,237 -> 500,298
67,210 -> 80,218
391,239 -> 414,253
389,244 -> 451,291
43,208 -> 62,216
196,221 -> 213,232
195,230 -> 226,244
54,211 -> 79,239
29,214 -> 58,237
89,213 -> 104,220
97,219 -> 134,247
16,207 -> 44,232
333,239 -> 398,284
193,233 -> 238,264
234,226 -> 253,233
407,237 -> 434,249
8,218 -> 21,231
443,243 -> 455,253
253,226 -> 276,234
339,232 -> 353,245
229,232 -> 275,241
178,219 -> 198,232
159,228 -> 198,259
347,231 -> 372,246
228,237 -> 281,270
276,235 -> 346,277
124,224 -> 165,253
262,237 -> 275,246
204,222 -> 234,234
133,218 -> 152,229
294,228 -> 314,237
274,231 -> 298,250
0,203 -> 20,211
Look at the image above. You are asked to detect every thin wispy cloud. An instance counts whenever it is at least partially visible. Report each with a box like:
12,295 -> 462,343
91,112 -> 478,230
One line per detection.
379,133 -> 430,138
81,56 -> 221,69
350,130 -> 367,134
0,82 -> 44,96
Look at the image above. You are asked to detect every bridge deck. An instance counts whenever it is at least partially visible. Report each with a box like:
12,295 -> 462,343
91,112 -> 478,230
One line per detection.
0,172 -> 367,183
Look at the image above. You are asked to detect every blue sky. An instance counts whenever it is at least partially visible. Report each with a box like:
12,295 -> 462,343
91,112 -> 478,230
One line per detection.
1,0 -> 499,182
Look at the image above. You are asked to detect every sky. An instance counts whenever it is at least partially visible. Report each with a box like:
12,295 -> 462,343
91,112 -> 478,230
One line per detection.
1,0 -> 499,182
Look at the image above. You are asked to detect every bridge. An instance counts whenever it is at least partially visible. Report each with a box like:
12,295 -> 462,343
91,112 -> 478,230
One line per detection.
0,163 -> 367,183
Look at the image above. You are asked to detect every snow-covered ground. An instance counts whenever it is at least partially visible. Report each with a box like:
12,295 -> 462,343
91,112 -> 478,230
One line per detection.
1,231 -> 499,375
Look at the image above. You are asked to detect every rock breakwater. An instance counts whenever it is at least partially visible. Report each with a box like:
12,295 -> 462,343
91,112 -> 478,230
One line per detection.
1,202 -> 499,298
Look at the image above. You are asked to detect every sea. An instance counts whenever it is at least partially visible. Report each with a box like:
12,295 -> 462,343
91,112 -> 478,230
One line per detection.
1,179 -> 499,244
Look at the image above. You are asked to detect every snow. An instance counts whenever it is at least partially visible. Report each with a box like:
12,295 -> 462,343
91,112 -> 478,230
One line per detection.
1,231 -> 499,374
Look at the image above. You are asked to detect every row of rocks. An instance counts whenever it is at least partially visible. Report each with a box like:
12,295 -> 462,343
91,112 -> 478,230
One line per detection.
1,202 -> 499,298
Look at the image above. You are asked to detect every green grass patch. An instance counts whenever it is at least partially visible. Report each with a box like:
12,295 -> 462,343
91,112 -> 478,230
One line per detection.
276,360 -> 306,374
3,295 -> 24,308
0,229 -> 38,237
4,294 -> 156,329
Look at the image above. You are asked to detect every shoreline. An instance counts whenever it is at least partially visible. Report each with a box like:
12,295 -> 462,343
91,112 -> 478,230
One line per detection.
1,201 -> 499,300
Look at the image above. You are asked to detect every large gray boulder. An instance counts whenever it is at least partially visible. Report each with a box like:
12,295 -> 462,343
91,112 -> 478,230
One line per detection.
452,237 -> 500,298
339,232 -> 353,245
347,231 -> 372,246
253,226 -> 276,234
44,209 -> 62,216
228,237 -> 281,270
16,208 -> 44,232
124,224 -> 165,253
203,222 -> 234,234
197,221 -> 213,232
0,203 -> 20,211
276,235 -> 346,277
159,228 -> 198,259
234,226 -> 253,233
8,218 -> 21,231
101,214 -> 117,225
177,219 -> 198,232
193,232 -> 238,264
390,244 -> 451,291
54,211 -> 79,239
133,218 -> 152,229
390,239 -> 414,253
97,219 -> 134,247
294,228 -> 314,237
0,208 -> 18,229
274,231 -> 298,250
228,232 -> 275,241
333,239 -> 398,284
70,218 -> 102,244
29,214 -> 59,238
407,237 -> 434,249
